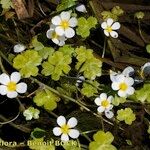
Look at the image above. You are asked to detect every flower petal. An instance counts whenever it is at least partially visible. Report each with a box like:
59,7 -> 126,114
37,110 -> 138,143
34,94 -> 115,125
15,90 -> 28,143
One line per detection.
111,22 -> 121,30
46,29 -> 53,39
7,91 -> 18,98
94,97 -> 101,106
14,44 -> 26,53
118,90 -> 127,98
0,73 -> 10,85
126,87 -> 135,95
97,106 -> 105,113
125,77 -> 134,86
52,16 -> 61,25
107,18 -> 114,26
101,22 -> 107,29
76,4 -> 87,13
106,104 -> 113,110
122,66 -> 134,77
65,27 -> 75,38
57,116 -> 66,127
10,72 -> 21,83
67,117 -> 78,128
52,38 -> 59,45
0,85 -> 7,95
105,111 -> 114,119
60,11 -> 71,21
100,93 -> 107,100
107,96 -> 113,102
58,41 -> 65,46
104,30 -> 109,36
55,26 -> 65,36
116,74 -> 125,82
53,127 -> 62,136
61,134 -> 69,141
16,82 -> 27,94
69,17 -> 78,27
111,82 -> 119,90
68,129 -> 80,139
110,70 -> 118,82
110,31 -> 118,38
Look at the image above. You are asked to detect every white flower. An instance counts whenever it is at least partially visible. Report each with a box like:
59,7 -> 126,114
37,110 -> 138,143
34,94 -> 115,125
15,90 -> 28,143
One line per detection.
0,72 -> 27,98
14,44 -> 26,53
110,66 -> 134,82
101,18 -> 121,38
76,76 -> 85,86
111,74 -> 135,97
46,24 -> 66,46
53,116 -> 80,141
94,93 -> 114,119
51,11 -> 78,38
23,107 -> 40,121
76,4 -> 87,13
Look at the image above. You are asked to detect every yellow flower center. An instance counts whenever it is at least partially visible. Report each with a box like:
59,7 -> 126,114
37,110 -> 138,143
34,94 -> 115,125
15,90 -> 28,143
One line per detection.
61,124 -> 70,134
7,82 -> 17,91
119,82 -> 128,91
60,20 -> 69,29
101,100 -> 109,108
52,31 -> 58,39
106,26 -> 112,33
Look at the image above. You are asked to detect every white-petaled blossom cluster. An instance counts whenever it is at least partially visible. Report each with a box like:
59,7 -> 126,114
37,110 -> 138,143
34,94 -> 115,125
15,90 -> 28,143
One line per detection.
46,11 -> 78,46
95,93 -> 114,119
13,44 -> 26,53
110,67 -> 135,98
53,116 -> 80,141
23,107 -> 40,121
101,18 -> 121,38
0,72 -> 27,98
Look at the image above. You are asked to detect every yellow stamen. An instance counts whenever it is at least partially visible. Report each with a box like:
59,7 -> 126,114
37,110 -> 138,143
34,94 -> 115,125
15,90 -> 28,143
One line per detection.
52,31 -> 58,39
7,82 -> 17,91
61,124 -> 70,134
106,26 -> 112,33
60,20 -> 69,29
101,100 -> 109,108
119,82 -> 128,91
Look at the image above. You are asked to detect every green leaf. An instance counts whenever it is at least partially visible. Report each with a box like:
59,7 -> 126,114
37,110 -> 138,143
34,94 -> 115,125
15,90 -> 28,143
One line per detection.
101,6 -> 124,21
38,47 -> 54,59
111,6 -> 124,16
112,95 -> 126,106
29,138 -> 55,150
58,45 -> 75,56
101,11 -> 118,21
31,36 -> 44,50
42,51 -> 72,81
76,17 -> 97,38
146,44 -> 150,54
0,0 -> 13,10
132,84 -> 150,103
93,131 -> 114,144
57,83 -> 76,97
13,50 -> 42,78
31,128 -> 46,139
75,46 -> 102,80
33,89 -> 60,111
135,11 -> 145,19
89,130 -> 117,150
117,108 -> 136,125
56,0 -> 77,11
81,81 -> 99,97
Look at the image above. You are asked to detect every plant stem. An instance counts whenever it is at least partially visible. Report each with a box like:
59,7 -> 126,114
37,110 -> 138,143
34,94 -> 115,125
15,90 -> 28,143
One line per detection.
0,50 -> 123,130
0,114 -> 31,133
